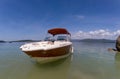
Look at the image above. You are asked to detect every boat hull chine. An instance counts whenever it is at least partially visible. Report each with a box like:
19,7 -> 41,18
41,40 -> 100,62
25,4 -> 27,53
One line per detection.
23,45 -> 72,57
32,53 -> 71,64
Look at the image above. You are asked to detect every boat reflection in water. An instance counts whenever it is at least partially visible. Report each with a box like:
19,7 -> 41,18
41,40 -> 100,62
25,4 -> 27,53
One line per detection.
28,55 -> 73,79
35,54 -> 73,67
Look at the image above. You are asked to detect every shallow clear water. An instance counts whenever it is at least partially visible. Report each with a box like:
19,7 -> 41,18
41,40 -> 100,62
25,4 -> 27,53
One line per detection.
0,41 -> 120,79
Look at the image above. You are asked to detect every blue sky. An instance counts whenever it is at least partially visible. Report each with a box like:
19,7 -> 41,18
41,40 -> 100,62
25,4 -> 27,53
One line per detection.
0,0 -> 120,40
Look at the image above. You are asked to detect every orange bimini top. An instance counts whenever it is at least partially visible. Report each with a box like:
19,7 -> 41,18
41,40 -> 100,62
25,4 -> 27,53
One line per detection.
48,28 -> 71,36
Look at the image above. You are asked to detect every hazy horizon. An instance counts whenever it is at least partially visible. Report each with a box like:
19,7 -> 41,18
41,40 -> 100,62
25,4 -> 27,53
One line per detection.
0,38 -> 117,42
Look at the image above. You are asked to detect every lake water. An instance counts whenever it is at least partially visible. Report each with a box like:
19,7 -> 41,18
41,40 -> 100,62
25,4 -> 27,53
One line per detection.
0,41 -> 120,79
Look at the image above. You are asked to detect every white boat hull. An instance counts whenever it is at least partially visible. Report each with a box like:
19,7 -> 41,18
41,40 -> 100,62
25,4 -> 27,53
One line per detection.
20,28 -> 73,64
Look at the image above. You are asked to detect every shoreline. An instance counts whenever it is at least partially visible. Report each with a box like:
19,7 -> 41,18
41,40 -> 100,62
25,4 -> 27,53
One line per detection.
0,39 -> 115,43
0,40 -> 41,43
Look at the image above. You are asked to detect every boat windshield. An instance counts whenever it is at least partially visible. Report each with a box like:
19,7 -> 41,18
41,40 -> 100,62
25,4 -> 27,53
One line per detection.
44,35 -> 70,41
44,36 -> 54,42
56,35 -> 70,41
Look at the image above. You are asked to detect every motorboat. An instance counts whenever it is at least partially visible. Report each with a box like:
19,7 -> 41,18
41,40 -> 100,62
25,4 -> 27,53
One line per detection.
20,28 -> 73,63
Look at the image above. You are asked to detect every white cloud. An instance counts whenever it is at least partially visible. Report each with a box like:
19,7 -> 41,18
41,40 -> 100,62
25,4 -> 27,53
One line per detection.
114,30 -> 120,35
72,29 -> 120,39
